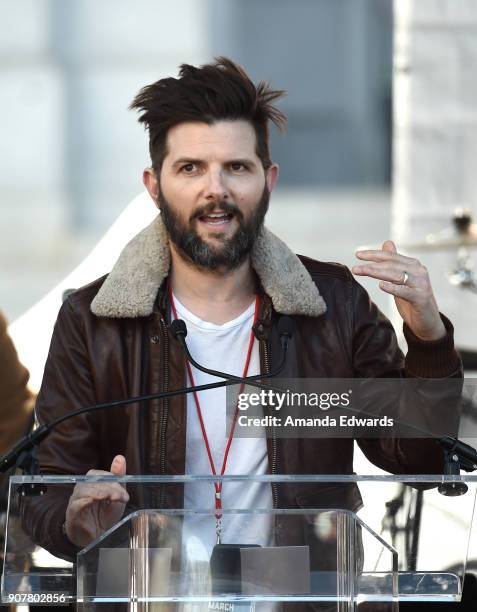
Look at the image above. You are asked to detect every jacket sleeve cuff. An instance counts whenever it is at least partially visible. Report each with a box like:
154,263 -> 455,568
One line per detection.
47,503 -> 81,562
403,313 -> 462,378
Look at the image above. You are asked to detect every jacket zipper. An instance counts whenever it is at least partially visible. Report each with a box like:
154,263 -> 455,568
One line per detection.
158,316 -> 170,507
138,325 -> 149,495
263,339 -> 279,509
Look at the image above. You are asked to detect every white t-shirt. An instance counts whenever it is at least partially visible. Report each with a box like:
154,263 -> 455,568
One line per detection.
172,294 -> 274,565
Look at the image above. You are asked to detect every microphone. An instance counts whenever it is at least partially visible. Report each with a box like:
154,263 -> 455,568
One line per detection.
0,375 -> 266,480
170,315 -> 294,387
277,315 -> 295,350
2,317 -> 294,482
283,381 -> 475,495
172,318 -> 475,491
439,436 -> 477,468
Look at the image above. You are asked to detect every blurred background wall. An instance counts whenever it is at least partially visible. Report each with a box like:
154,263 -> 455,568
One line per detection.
0,0 -> 393,321
393,0 -> 477,357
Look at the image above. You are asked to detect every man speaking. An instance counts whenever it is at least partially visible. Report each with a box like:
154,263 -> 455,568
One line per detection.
22,58 -> 460,567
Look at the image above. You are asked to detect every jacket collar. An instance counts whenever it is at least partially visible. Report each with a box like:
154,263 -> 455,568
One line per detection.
90,214 -> 326,318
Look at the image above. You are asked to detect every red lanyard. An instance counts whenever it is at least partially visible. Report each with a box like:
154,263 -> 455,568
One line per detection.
169,285 -> 259,519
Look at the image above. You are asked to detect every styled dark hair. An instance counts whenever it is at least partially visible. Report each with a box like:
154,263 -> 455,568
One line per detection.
129,57 -> 286,172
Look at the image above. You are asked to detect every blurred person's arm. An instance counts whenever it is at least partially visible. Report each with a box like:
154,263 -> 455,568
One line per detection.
0,312 -> 35,455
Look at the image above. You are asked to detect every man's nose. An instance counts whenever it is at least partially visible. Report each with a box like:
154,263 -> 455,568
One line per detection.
204,170 -> 229,201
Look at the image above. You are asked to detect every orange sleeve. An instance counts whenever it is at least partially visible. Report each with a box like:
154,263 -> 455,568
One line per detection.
0,312 -> 35,455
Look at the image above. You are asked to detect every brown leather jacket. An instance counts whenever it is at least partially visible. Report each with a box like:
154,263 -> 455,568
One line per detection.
21,217 -> 461,563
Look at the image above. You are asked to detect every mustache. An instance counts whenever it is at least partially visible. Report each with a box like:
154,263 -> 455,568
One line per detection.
190,201 -> 244,222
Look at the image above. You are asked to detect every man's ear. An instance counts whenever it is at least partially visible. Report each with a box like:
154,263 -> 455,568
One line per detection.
265,163 -> 279,193
143,167 -> 160,208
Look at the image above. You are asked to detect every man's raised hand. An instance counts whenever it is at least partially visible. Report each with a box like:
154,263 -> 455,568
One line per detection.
352,240 -> 446,341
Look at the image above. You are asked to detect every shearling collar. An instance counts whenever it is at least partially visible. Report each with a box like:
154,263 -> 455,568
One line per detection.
90,214 -> 326,318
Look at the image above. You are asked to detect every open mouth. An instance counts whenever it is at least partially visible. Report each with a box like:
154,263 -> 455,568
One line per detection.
198,212 -> 234,226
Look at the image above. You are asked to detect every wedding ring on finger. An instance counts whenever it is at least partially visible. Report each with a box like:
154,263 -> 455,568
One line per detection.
401,271 -> 409,285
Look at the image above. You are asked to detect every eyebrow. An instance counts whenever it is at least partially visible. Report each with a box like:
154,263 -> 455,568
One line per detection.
171,158 -> 202,168
171,157 -> 258,168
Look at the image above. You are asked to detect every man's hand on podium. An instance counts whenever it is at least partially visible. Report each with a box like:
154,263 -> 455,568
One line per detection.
64,455 -> 129,548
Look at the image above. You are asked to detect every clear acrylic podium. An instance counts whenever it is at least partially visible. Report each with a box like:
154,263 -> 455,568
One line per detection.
2,474 -> 477,609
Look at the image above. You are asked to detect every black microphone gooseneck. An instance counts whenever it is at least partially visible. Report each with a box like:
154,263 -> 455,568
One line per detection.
172,317 -> 477,495
0,317 -> 294,486
170,315 -> 294,388
5,312 -> 474,501
0,376 -> 268,482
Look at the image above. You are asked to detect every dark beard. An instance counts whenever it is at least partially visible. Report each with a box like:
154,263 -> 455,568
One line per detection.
158,186 -> 269,271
